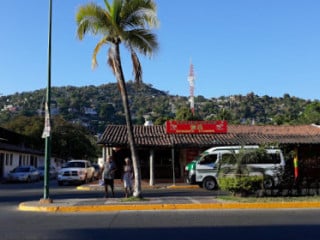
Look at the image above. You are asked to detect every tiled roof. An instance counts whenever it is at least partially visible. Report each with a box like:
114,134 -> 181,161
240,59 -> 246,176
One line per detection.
229,124 -> 320,135
0,142 -> 43,155
97,124 -> 320,148
98,125 -> 171,147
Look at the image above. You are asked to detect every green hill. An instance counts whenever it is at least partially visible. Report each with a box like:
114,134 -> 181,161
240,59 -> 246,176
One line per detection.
0,83 -> 318,134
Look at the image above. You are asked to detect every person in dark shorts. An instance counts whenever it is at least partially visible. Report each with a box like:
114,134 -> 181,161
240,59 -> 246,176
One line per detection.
122,157 -> 133,198
101,156 -> 117,198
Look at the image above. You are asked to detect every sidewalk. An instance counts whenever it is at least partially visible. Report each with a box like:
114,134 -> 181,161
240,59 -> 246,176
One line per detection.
76,179 -> 199,191
18,180 -> 320,212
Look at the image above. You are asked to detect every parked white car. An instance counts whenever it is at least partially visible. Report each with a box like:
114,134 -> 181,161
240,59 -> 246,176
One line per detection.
7,166 -> 40,183
57,160 -> 95,186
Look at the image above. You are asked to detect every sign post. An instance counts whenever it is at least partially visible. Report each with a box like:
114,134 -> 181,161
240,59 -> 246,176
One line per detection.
40,0 -> 53,204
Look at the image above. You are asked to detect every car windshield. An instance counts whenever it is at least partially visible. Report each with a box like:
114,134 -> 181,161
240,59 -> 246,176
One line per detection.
66,162 -> 85,168
13,167 -> 30,173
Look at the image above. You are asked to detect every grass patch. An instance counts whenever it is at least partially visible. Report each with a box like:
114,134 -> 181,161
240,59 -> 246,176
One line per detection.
120,196 -> 148,202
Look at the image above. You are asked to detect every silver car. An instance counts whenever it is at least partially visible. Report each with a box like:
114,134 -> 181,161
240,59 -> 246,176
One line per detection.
7,166 -> 40,183
37,166 -> 57,179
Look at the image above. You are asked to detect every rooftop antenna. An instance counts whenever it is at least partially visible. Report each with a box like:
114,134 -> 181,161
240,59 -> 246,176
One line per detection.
188,60 -> 195,115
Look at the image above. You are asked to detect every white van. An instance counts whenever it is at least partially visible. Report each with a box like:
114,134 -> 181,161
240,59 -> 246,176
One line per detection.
185,145 -> 285,190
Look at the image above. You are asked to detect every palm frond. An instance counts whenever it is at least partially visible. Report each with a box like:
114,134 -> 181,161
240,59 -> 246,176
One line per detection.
125,29 -> 158,57
92,37 -> 108,69
76,3 -> 112,40
121,0 -> 159,29
107,47 -> 116,75
131,51 -> 142,84
111,0 -> 123,24
104,0 -> 112,11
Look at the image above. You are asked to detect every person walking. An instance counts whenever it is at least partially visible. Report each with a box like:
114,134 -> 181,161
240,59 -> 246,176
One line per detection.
122,157 -> 133,198
101,156 -> 117,198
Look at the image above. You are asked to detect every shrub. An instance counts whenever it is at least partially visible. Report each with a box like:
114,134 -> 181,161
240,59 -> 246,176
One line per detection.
218,175 -> 263,196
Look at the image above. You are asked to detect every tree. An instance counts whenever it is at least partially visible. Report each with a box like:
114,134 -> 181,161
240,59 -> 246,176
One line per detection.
175,106 -> 202,120
51,117 -> 98,160
216,108 -> 232,121
300,102 -> 320,125
2,115 -> 44,149
76,0 -> 159,197
1,115 -> 98,160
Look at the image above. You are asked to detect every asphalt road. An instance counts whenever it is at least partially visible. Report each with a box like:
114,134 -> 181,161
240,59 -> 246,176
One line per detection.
1,181 -> 320,240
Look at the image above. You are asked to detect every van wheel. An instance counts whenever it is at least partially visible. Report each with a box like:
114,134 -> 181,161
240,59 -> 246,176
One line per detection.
203,177 -> 217,190
263,176 -> 274,189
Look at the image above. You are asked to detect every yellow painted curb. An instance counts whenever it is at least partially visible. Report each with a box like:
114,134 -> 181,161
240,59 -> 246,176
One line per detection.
19,201 -> 320,213
76,186 -> 92,190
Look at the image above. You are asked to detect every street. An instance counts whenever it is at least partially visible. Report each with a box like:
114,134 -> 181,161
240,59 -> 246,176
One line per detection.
1,181 -> 320,240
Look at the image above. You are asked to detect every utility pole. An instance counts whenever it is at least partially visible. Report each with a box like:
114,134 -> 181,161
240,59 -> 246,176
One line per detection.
40,0 -> 53,204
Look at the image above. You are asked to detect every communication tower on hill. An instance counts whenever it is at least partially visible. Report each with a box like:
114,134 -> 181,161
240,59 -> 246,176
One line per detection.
188,62 -> 195,115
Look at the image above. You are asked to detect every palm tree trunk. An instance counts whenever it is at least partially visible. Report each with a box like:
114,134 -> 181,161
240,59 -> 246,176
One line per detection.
112,43 -> 142,198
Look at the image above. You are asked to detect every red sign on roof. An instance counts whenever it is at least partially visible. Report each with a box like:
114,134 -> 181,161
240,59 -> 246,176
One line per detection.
165,120 -> 228,134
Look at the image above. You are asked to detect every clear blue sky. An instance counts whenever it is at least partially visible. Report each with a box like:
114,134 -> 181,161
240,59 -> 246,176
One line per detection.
1,0 -> 320,100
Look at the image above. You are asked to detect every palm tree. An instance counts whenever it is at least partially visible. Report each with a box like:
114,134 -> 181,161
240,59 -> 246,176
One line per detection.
76,0 -> 159,197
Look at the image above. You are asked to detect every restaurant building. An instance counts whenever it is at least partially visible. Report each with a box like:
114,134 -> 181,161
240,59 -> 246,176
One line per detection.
97,123 -> 320,183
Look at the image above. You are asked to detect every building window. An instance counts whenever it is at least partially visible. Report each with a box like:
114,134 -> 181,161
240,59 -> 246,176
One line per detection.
30,155 -> 34,166
5,153 -> 9,165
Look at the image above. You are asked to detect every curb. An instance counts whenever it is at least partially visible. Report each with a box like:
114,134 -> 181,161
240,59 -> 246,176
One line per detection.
18,201 -> 320,213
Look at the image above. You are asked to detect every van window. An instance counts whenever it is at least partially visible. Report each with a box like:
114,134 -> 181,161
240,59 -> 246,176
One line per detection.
221,153 -> 236,164
199,154 -> 218,165
242,151 -> 281,164
261,153 -> 281,164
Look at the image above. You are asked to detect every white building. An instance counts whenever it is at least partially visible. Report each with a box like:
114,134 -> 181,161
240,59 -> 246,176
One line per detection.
0,127 -> 62,180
